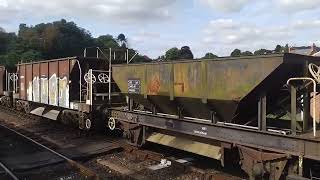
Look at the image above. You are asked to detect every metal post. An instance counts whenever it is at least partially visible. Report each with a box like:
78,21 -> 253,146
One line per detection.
152,106 -> 157,115
299,156 -> 303,176
129,98 -> 133,111
13,74 -> 15,93
303,92 -> 310,132
291,85 -> 297,135
127,49 -> 129,64
211,111 -> 216,124
89,69 -> 93,106
258,95 -> 267,131
303,61 -> 310,132
96,48 -> 99,58
5,70 -> 8,91
109,48 -> 112,102
178,107 -> 183,119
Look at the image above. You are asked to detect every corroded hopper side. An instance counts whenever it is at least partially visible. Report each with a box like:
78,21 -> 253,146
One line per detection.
112,54 -> 320,122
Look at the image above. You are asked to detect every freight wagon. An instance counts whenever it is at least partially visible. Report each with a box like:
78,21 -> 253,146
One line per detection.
1,50 -> 320,179
109,53 -> 320,179
12,56 -> 124,130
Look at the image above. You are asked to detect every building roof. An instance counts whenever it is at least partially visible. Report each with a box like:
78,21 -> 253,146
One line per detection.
289,43 -> 320,56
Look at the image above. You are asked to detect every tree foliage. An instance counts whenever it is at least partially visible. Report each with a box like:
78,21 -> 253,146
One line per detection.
202,52 -> 218,59
164,46 -> 194,60
179,46 -> 193,59
241,51 -> 253,56
165,47 -> 180,60
0,20 -> 147,66
275,45 -> 282,53
231,49 -> 241,57
117,33 -> 127,48
254,49 -> 273,55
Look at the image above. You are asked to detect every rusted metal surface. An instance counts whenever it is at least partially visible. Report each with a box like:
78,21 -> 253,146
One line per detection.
26,64 -> 32,101
112,54 -> 320,122
238,145 -> 288,180
40,62 -> 49,104
0,66 -> 5,95
19,65 -> 26,100
33,63 -> 40,102
16,57 -> 112,120
58,60 -> 70,108
110,108 -> 320,161
49,61 -> 58,106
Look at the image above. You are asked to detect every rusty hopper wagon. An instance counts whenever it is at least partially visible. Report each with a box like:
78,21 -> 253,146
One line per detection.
109,53 -> 320,179
14,56 -> 122,130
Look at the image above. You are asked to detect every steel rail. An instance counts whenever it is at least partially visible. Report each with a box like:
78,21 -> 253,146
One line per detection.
0,161 -> 19,180
0,123 -> 100,180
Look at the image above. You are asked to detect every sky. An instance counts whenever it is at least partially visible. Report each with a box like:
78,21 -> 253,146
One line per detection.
0,0 -> 320,58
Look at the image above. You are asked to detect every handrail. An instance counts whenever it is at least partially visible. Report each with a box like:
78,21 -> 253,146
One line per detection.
287,77 -> 317,137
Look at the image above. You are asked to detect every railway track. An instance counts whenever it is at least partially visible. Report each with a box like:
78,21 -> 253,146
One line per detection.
0,106 -> 245,179
0,161 -> 19,180
0,122 -> 100,180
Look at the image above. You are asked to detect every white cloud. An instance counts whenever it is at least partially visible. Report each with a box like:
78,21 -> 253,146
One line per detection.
202,18 -> 295,55
0,0 -> 8,7
0,0 -> 176,23
131,30 -> 161,44
198,0 -> 251,13
292,20 -> 320,29
276,0 -> 320,12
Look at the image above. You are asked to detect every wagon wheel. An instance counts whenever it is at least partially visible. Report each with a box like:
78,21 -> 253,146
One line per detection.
84,73 -> 96,84
16,101 -> 23,111
9,74 -> 18,81
309,63 -> 320,83
98,73 -> 109,83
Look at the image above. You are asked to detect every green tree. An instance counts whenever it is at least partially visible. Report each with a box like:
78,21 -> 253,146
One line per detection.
254,49 -> 272,55
165,47 -> 180,60
284,44 -> 289,53
17,19 -> 94,59
20,50 -> 42,62
241,51 -> 253,56
275,45 -> 282,53
179,46 -> 193,59
117,33 -> 127,48
231,49 -> 241,57
96,35 -> 119,49
202,52 -> 218,59
0,20 -> 148,66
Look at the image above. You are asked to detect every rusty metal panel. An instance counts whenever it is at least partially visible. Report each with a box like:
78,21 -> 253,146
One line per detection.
49,61 -> 58,106
174,62 -> 202,98
40,62 -> 49,104
0,66 -> 5,95
19,65 -> 26,100
146,63 -> 171,96
206,57 -> 283,100
26,64 -> 33,101
32,63 -> 40,102
58,60 -> 69,108
112,55 -> 285,122
112,65 -> 146,95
